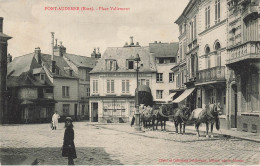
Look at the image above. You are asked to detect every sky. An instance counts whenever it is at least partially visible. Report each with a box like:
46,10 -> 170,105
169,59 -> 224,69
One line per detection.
0,0 -> 189,58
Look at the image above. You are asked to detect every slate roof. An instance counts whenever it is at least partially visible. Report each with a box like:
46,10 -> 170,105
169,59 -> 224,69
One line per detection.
40,54 -> 77,79
63,53 -> 97,68
149,42 -> 179,58
7,53 -> 53,87
90,46 -> 156,73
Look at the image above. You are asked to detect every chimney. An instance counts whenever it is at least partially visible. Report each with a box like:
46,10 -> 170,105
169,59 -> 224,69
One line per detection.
154,41 -> 157,44
130,36 -> 134,45
0,17 -> 3,33
7,53 -> 12,63
159,41 -> 161,43
34,47 -> 41,64
50,32 -> 56,73
55,38 -> 58,47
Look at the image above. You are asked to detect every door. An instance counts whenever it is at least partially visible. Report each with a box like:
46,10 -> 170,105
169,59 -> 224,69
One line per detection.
231,84 -> 237,128
74,104 -> 78,121
92,103 -> 98,122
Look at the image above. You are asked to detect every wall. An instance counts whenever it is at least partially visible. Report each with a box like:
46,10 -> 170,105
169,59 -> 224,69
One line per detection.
18,88 -> 38,99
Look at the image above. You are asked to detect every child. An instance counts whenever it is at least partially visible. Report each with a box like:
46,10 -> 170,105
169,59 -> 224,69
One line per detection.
62,117 -> 77,165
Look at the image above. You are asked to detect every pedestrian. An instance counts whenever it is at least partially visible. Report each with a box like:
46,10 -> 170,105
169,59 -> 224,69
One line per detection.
52,111 -> 60,130
62,117 -> 77,165
130,116 -> 135,127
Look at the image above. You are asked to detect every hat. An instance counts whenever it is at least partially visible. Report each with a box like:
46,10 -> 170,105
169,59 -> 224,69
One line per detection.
65,117 -> 73,122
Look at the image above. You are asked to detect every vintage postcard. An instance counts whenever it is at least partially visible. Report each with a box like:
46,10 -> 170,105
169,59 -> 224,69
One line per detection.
0,0 -> 259,165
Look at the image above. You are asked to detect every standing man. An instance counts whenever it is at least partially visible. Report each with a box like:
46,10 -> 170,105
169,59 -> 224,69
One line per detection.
52,111 -> 60,130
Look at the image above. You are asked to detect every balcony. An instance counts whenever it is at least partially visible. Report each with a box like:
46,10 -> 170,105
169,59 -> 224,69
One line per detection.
227,41 -> 260,65
242,3 -> 258,21
196,66 -> 226,84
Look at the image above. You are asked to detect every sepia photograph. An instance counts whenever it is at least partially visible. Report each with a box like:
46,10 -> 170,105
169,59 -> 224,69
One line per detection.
0,0 -> 259,165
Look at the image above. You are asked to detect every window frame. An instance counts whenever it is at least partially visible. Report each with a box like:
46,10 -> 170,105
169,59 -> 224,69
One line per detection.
62,86 -> 70,97
156,73 -> 163,82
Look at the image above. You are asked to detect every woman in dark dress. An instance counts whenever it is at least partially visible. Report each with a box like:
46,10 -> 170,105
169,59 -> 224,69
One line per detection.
62,117 -> 77,165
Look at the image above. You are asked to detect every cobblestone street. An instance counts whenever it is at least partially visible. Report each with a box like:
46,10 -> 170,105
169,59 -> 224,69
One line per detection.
0,122 -> 259,165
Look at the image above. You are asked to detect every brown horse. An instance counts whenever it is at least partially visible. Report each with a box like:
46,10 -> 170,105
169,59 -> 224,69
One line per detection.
189,103 -> 222,138
155,104 -> 176,131
173,106 -> 191,134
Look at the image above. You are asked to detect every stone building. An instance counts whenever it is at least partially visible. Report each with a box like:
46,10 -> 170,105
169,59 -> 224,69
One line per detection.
149,41 -> 179,105
7,48 -> 55,123
226,0 -> 260,133
0,17 -> 12,124
62,46 -> 100,120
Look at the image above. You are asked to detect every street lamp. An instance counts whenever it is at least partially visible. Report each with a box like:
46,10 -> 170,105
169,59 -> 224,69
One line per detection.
134,53 -> 142,131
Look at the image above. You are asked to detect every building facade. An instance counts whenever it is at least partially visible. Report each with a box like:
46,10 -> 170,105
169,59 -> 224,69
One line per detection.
226,0 -> 260,132
0,17 -> 12,124
149,42 -> 178,104
62,47 -> 99,120
7,49 -> 55,123
175,0 -> 260,133
89,40 -> 156,123
196,0 -> 229,129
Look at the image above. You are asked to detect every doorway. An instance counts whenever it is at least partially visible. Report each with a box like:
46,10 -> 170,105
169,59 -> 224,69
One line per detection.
231,84 -> 238,128
74,104 -> 78,121
92,103 -> 98,122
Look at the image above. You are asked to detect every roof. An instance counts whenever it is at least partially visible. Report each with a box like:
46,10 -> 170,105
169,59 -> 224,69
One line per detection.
149,42 -> 179,58
175,0 -> 197,24
63,53 -> 97,68
0,32 -> 12,40
40,54 -> 77,79
90,46 -> 156,73
7,53 -> 41,77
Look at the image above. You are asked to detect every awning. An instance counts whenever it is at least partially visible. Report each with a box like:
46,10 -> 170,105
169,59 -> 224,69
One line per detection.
172,88 -> 195,103
20,100 -> 34,105
163,93 -> 176,103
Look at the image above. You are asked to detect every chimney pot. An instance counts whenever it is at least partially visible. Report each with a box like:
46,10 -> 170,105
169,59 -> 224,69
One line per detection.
154,41 -> 157,43
130,36 -> 134,45
136,42 -> 139,45
34,47 -> 41,64
0,17 -> 3,33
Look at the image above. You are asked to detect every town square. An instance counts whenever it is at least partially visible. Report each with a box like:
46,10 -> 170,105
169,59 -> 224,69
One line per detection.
0,0 -> 260,165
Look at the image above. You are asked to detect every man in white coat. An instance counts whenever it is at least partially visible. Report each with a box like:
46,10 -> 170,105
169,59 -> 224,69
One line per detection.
52,111 -> 60,130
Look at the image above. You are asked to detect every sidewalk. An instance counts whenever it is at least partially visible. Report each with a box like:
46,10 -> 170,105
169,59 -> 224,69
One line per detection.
167,121 -> 260,143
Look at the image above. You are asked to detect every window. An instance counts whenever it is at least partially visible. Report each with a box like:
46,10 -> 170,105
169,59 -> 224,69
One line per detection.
215,0 -> 220,24
122,80 -> 130,93
69,70 -> 73,76
190,21 -> 194,41
81,105 -> 85,115
156,90 -> 163,99
205,46 -> 210,54
159,58 -> 164,64
40,74 -> 45,80
46,107 -> 53,118
127,60 -> 134,69
106,60 -> 117,71
205,6 -> 210,29
179,44 -> 183,61
194,16 -> 197,39
55,68 -> 60,75
63,104 -> 70,115
169,73 -> 174,82
169,57 -> 176,63
156,73 -> 163,82
45,88 -> 53,93
93,80 -> 98,93
62,86 -> 70,97
107,80 -> 114,93
86,87 -> 90,96
138,79 -> 149,86
179,25 -> 183,35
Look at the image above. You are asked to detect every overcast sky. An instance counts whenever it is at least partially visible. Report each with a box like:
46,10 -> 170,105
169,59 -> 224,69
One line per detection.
0,0 -> 189,58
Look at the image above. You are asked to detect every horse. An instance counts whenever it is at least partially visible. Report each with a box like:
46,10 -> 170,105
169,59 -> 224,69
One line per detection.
155,104 -> 176,131
188,103 -> 222,138
140,105 -> 157,130
173,106 -> 191,134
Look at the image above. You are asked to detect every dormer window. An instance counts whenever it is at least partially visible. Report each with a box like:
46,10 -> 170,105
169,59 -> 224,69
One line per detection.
106,59 -> 117,71
128,60 -> 134,69
40,73 -> 45,81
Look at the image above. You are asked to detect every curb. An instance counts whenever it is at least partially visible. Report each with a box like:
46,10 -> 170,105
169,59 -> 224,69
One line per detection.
166,123 -> 260,143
